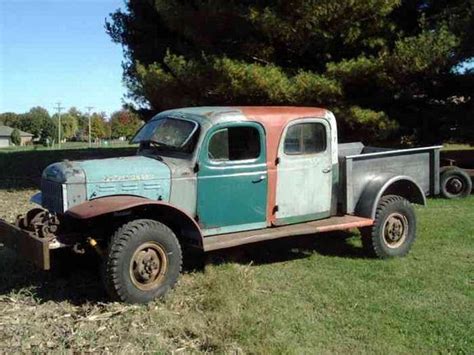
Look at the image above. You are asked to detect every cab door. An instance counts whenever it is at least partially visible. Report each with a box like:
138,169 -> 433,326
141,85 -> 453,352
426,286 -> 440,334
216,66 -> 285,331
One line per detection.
275,119 -> 332,225
197,122 -> 267,235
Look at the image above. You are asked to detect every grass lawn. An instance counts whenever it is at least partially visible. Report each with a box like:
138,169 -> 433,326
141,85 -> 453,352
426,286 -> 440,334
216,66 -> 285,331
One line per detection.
0,190 -> 472,353
442,143 -> 474,151
0,141 -> 135,152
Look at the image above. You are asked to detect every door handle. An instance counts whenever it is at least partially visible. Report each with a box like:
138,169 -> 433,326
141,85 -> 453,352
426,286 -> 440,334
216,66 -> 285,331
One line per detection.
252,175 -> 267,183
322,167 -> 332,174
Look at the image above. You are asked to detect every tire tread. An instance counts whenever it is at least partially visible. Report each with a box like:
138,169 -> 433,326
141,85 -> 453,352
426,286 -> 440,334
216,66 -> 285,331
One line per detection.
362,195 -> 415,259
103,219 -> 182,303
440,168 -> 472,199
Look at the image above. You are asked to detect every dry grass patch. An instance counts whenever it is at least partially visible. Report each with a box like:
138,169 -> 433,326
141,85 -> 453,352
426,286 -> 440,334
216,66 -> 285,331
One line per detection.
0,189 -> 473,353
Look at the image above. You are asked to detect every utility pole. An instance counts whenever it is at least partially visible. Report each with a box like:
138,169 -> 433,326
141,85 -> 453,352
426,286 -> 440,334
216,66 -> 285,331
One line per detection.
86,106 -> 94,148
54,102 -> 64,149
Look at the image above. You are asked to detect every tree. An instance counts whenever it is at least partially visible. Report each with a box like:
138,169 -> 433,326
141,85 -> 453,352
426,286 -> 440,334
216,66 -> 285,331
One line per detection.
90,112 -> 108,140
40,118 -> 56,146
10,128 -> 21,146
106,0 -> 474,144
20,107 -> 51,139
68,107 -> 88,139
110,109 -> 143,139
60,113 -> 79,140
0,112 -> 21,127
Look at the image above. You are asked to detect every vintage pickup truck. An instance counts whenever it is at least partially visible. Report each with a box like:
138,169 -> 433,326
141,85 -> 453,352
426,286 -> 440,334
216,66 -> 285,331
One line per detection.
0,107 -> 442,303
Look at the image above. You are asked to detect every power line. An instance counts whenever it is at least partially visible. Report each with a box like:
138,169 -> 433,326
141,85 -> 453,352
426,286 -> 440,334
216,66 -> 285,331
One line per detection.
85,106 -> 94,148
54,102 -> 64,149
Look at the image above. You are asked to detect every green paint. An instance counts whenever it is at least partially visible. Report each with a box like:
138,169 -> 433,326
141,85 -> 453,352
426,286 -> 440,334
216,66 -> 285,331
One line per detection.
78,156 -> 171,201
197,121 -> 268,233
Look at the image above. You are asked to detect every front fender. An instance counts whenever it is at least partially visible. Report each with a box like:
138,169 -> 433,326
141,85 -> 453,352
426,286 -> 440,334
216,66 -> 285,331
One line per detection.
355,174 -> 426,219
66,195 -> 203,249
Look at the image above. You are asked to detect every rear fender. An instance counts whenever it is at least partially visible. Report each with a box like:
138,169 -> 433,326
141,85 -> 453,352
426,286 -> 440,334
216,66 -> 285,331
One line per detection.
355,175 -> 426,219
66,196 -> 203,249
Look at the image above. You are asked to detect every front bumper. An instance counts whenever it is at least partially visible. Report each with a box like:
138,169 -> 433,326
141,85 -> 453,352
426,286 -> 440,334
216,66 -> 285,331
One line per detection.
0,219 -> 50,270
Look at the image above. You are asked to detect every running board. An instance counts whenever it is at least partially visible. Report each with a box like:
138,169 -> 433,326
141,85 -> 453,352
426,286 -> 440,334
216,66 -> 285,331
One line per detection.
203,215 -> 374,252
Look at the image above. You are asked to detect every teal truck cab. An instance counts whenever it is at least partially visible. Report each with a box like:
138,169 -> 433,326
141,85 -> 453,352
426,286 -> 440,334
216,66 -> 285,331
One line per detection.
0,107 -> 442,303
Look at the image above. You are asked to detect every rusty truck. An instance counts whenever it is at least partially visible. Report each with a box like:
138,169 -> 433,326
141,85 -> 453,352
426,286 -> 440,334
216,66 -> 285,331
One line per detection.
0,107 -> 442,303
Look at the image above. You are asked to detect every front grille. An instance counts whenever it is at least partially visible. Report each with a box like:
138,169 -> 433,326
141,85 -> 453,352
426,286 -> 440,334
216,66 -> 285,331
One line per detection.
41,179 -> 64,213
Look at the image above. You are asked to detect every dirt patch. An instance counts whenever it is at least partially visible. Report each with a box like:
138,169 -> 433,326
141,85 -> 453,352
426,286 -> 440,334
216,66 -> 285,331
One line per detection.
0,189 -> 37,222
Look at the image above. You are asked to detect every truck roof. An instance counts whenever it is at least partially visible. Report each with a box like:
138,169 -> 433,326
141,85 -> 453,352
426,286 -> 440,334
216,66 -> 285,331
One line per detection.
161,106 -> 329,127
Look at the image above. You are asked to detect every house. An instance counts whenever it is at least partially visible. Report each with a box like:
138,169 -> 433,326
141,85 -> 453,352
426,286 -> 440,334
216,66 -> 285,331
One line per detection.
0,125 -> 34,147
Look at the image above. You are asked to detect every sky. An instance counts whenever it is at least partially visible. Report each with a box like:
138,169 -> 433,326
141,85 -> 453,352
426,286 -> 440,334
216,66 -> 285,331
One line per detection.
0,0 -> 126,116
1,1 -> 472,118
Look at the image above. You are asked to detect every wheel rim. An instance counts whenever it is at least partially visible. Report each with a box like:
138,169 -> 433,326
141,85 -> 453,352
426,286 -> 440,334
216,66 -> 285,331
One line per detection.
382,213 -> 408,249
445,176 -> 464,195
130,242 -> 168,291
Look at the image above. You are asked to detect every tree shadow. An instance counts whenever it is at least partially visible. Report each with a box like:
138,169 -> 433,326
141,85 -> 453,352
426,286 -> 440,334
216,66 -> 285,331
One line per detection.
0,248 -> 105,305
185,230 -> 367,271
0,230 -> 366,305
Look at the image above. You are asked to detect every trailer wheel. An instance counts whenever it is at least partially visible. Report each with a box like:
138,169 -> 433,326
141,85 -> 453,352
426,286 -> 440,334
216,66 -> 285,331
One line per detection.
103,219 -> 182,304
440,167 -> 472,199
361,195 -> 416,258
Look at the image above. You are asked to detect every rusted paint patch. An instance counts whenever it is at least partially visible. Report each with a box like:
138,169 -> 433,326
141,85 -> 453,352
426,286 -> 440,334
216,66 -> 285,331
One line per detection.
66,195 -> 197,226
66,195 -> 204,248
66,195 -> 150,219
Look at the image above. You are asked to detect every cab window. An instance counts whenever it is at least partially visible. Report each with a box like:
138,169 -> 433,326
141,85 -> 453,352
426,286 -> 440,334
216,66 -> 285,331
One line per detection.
284,122 -> 326,155
208,127 -> 260,161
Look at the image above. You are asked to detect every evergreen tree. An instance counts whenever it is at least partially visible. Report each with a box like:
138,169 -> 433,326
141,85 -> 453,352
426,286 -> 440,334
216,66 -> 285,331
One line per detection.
10,128 -> 21,146
107,0 -> 474,143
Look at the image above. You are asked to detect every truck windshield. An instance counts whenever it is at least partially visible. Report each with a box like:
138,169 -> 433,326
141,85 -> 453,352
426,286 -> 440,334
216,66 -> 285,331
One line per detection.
132,117 -> 199,153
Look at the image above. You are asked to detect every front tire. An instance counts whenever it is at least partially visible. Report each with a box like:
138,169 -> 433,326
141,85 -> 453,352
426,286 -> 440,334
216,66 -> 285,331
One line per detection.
361,195 -> 416,258
103,219 -> 182,304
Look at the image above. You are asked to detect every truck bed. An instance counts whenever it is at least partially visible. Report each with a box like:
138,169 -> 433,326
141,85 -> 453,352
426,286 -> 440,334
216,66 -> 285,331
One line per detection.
338,142 -> 442,214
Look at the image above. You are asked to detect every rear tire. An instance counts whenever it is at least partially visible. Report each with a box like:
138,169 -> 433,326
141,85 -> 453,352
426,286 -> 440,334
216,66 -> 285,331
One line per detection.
103,219 -> 182,304
361,195 -> 416,258
440,167 -> 472,199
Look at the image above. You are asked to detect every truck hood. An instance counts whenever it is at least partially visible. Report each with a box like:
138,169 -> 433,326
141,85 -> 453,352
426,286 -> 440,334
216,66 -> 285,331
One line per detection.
42,156 -> 172,204
78,156 -> 171,201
